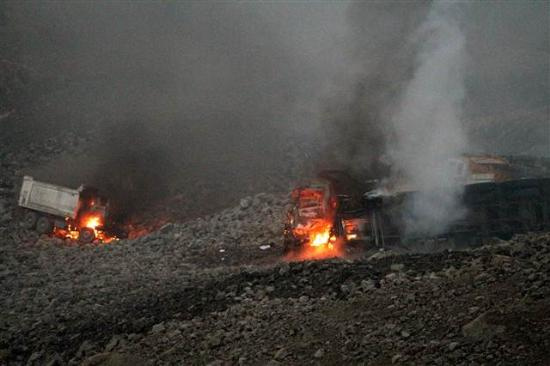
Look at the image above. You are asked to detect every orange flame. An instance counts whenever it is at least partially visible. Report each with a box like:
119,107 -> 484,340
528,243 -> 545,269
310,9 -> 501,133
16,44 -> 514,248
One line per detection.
310,228 -> 330,247
82,215 -> 101,229
52,213 -> 117,244
286,220 -> 343,261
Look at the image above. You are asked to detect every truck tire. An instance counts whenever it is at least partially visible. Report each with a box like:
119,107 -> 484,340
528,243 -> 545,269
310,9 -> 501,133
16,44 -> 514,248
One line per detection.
36,216 -> 53,234
22,211 -> 38,229
79,228 -> 95,243
283,237 -> 300,256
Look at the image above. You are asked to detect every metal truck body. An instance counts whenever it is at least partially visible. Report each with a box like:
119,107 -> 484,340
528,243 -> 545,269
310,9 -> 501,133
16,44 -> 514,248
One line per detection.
284,157 -> 550,252
19,176 -> 82,219
18,176 -> 110,242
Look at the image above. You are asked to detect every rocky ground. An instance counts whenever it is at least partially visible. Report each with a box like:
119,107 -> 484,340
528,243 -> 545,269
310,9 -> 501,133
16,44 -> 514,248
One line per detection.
1,204 -> 549,365
1,134 -> 549,366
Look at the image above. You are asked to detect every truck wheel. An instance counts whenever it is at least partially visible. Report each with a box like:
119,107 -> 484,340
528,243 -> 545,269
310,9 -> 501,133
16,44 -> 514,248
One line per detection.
22,211 -> 38,229
36,216 -> 53,234
79,228 -> 95,243
283,237 -> 299,256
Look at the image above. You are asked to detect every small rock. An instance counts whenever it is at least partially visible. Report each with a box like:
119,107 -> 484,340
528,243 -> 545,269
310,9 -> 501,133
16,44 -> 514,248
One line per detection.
82,352 -> 147,365
105,335 -> 122,352
392,354 -> 402,363
443,266 -> 458,278
151,322 -> 166,333
391,263 -> 405,272
81,353 -> 110,366
160,346 -> 177,357
206,360 -> 223,366
474,272 -> 491,283
314,348 -> 324,358
159,223 -> 174,234
448,342 -> 459,351
240,198 -> 251,209
27,351 -> 42,364
468,306 -> 480,314
369,250 -> 395,260
278,264 -> 290,275
491,254 -> 512,266
360,279 -> 375,291
462,312 -> 506,339
45,354 -> 63,366
274,348 -> 288,360
77,340 -> 95,358
206,333 -> 222,348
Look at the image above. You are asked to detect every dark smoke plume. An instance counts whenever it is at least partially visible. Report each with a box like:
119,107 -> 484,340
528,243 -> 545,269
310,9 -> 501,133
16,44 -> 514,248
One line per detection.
319,1 -> 548,234
320,1 -> 548,172
1,1 -> 548,222
2,1 -> 348,217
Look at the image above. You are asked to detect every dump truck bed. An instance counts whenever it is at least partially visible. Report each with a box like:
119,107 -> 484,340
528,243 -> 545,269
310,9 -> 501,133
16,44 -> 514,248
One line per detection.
18,176 -> 80,219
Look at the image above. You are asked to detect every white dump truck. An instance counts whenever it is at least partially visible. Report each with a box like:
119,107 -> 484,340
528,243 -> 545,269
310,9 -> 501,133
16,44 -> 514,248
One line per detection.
18,176 -> 109,242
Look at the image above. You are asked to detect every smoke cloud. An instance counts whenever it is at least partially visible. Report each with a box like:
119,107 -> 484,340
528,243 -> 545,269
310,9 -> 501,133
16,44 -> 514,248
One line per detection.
2,1 -> 349,218
1,1 -> 548,226
320,1 -> 548,235
388,1 -> 467,235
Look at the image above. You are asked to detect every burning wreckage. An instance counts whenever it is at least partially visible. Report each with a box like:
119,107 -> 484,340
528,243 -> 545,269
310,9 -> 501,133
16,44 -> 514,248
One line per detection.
18,176 -> 118,243
16,155 -> 550,252
284,156 -> 550,254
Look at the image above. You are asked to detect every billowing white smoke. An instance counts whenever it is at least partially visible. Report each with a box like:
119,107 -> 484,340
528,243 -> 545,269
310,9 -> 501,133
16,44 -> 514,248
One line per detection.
387,1 -> 467,236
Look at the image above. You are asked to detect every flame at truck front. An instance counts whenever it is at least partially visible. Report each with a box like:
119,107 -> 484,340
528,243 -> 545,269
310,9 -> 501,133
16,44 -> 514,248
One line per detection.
284,180 -> 342,260
82,214 -> 101,230
293,219 -> 334,247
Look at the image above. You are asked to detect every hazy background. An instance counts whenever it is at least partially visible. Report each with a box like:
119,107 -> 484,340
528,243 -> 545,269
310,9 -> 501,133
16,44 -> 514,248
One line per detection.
0,1 -> 548,219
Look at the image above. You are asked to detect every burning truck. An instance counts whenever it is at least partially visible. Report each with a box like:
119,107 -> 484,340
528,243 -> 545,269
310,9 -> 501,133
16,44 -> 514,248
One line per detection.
18,176 -> 116,243
284,156 -> 550,254
283,171 -> 378,256
283,179 -> 339,256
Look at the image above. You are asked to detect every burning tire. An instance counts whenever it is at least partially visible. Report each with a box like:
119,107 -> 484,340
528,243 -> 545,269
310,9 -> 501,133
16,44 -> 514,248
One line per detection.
79,228 -> 95,243
22,211 -> 38,229
35,216 -> 53,234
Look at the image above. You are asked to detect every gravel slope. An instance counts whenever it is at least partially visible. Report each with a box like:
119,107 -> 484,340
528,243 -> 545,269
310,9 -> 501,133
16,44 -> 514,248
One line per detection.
1,224 -> 549,365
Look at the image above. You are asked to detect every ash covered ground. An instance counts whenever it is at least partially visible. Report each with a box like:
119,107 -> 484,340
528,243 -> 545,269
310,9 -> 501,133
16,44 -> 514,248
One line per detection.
0,133 -> 549,366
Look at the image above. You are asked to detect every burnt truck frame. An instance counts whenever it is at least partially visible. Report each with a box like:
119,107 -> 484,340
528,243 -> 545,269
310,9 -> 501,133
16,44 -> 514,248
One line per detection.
284,171 -> 550,251
363,178 -> 550,247
18,176 -> 110,243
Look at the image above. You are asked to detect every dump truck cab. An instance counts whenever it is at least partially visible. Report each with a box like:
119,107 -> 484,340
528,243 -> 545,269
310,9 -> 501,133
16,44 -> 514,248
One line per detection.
284,179 -> 338,252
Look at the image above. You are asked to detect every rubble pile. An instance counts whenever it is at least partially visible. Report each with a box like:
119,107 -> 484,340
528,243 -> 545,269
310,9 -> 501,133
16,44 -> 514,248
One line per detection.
121,193 -> 289,266
107,233 -> 550,366
0,192 -> 289,364
1,226 -> 549,364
